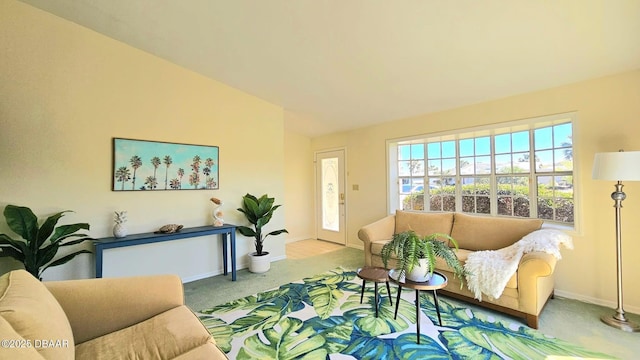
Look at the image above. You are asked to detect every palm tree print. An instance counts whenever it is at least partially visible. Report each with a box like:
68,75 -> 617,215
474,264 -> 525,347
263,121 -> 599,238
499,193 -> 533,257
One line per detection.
190,155 -> 202,189
151,156 -> 161,178
144,175 -> 158,190
114,166 -> 131,190
114,139 -> 218,191
177,168 -> 185,189
163,155 -> 173,190
189,173 -> 200,188
130,155 -> 142,190
204,157 -> 215,189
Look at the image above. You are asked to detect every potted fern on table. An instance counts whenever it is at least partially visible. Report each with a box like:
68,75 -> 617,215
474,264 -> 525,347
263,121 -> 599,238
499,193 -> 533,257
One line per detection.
381,230 -> 467,283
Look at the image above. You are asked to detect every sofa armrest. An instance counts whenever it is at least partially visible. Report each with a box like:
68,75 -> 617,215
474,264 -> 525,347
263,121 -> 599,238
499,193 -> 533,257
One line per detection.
45,274 -> 184,344
358,215 -> 396,266
517,251 -> 557,314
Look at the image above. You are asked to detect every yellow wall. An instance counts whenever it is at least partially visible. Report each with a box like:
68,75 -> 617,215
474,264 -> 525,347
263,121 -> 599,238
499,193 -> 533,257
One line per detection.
284,131 -> 314,242
313,70 -> 640,313
0,0 -> 290,281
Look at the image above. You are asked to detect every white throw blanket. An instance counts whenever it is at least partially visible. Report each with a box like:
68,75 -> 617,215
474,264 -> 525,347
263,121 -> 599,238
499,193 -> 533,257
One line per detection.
464,229 -> 574,301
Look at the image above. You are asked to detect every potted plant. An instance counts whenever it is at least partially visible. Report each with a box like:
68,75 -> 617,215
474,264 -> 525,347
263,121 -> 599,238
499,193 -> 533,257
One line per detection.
0,205 -> 94,280
381,230 -> 467,283
236,193 -> 288,273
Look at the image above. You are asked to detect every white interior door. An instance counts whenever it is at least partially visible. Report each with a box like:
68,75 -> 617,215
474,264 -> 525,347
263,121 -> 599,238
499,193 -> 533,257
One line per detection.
315,149 -> 346,244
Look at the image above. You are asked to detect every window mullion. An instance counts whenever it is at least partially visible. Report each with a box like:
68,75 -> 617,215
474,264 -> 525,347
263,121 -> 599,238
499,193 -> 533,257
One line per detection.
490,134 -> 497,216
528,130 -> 538,219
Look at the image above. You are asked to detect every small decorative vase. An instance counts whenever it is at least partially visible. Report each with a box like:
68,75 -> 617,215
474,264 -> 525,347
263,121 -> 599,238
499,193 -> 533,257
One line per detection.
113,223 -> 127,238
113,211 -> 128,238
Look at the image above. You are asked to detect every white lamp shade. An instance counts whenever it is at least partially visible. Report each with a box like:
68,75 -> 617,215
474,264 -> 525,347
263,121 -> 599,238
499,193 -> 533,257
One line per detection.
592,151 -> 640,181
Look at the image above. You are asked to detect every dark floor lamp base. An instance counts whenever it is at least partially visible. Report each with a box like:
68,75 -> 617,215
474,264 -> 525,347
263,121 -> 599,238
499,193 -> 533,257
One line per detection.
601,314 -> 640,332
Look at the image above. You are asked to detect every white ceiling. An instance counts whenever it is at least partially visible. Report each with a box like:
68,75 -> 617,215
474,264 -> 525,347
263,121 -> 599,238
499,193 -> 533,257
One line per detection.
19,0 -> 640,137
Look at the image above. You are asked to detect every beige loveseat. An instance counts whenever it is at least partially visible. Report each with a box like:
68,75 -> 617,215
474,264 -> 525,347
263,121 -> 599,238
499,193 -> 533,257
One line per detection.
358,211 -> 556,329
0,269 -> 227,359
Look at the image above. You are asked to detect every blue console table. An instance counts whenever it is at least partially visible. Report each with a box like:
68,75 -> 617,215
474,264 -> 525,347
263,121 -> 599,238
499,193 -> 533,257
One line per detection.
94,224 -> 237,281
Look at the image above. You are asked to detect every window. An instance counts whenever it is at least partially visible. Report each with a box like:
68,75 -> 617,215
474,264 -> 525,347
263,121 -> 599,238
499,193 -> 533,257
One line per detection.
388,113 -> 575,226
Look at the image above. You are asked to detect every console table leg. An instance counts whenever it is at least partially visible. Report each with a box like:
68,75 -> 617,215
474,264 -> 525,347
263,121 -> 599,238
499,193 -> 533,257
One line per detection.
95,246 -> 103,278
222,234 -> 228,276
230,231 -> 237,281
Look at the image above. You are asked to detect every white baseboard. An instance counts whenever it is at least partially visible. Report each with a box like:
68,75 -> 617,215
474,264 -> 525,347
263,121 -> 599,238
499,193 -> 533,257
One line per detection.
286,236 -> 314,243
271,254 -> 287,262
182,254 -> 287,283
554,289 -> 640,315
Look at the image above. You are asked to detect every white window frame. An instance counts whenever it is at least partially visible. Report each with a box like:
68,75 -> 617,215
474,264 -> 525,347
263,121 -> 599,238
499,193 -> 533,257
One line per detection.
386,112 -> 579,230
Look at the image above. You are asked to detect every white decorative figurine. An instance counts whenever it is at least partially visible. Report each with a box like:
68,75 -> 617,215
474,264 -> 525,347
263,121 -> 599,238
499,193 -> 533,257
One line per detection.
113,211 -> 128,238
210,197 -> 224,226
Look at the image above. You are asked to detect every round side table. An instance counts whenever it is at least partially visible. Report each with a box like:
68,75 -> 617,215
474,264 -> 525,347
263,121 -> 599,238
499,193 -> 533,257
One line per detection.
388,269 -> 448,344
356,267 -> 392,318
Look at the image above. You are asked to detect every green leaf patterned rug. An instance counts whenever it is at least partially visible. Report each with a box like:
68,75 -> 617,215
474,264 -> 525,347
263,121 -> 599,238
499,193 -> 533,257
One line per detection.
197,267 -> 614,359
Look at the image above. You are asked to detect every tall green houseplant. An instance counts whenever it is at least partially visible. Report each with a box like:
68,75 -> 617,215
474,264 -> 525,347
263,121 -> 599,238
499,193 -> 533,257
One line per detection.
236,193 -> 288,256
0,205 -> 93,279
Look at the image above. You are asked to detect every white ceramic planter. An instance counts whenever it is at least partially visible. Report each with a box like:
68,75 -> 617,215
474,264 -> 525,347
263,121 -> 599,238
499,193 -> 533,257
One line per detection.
248,252 -> 271,273
405,258 -> 433,282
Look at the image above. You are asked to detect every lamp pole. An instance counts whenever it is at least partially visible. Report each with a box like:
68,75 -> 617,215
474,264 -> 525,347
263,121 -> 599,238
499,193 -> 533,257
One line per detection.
601,181 -> 639,331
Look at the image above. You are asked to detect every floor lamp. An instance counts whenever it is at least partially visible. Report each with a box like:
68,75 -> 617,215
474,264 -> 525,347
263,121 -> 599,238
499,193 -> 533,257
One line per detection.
592,150 -> 640,332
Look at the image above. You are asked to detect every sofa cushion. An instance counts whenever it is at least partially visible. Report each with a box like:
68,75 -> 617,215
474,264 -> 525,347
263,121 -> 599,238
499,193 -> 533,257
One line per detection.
450,213 -> 543,251
0,316 -> 45,359
395,211 -> 455,238
75,305 -> 216,360
0,270 -> 74,360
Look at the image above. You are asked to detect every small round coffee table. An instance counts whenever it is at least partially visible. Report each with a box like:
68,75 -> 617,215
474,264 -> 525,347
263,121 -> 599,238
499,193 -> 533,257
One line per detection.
388,269 -> 447,344
356,267 -> 392,318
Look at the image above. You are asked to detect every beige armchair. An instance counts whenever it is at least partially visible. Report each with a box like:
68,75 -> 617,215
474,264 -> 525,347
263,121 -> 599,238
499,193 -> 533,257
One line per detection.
0,269 -> 227,359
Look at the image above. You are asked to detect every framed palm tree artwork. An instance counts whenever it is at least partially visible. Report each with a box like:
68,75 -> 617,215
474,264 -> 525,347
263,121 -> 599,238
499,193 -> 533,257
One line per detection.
112,138 -> 219,191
